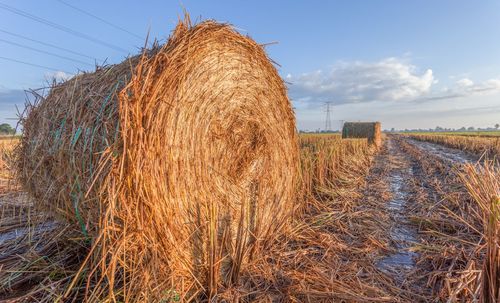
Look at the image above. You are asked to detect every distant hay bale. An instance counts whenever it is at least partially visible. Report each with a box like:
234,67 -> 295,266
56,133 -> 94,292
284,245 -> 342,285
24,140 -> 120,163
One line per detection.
342,122 -> 382,147
17,18 -> 299,301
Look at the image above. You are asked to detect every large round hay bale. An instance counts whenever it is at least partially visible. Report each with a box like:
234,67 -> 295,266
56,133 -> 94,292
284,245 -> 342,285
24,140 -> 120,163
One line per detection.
17,19 -> 299,301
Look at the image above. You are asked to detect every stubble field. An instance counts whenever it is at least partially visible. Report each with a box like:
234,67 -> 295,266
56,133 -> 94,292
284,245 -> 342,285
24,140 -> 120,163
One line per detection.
0,132 -> 498,302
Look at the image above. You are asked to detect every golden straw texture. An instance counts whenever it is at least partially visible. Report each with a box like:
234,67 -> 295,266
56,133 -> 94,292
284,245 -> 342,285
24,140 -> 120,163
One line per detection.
17,18 -> 299,301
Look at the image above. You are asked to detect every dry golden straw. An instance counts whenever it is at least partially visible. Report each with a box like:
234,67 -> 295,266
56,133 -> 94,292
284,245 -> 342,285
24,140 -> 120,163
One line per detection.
17,17 -> 299,301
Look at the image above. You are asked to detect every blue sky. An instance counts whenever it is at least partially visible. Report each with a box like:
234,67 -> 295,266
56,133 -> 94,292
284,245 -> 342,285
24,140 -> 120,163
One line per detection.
0,1 -> 499,130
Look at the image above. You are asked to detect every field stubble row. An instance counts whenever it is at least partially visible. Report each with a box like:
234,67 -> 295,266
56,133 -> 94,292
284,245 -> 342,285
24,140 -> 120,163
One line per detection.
405,133 -> 500,160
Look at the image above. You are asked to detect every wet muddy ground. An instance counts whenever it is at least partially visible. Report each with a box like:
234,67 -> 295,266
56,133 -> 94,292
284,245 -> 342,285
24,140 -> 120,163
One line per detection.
370,135 -> 479,298
375,139 -> 419,283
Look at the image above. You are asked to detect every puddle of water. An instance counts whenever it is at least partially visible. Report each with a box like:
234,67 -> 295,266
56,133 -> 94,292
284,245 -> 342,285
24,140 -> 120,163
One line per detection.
376,164 -> 419,280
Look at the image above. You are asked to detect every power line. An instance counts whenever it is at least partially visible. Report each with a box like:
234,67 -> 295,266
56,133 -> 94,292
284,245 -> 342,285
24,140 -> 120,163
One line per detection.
0,2 -> 128,53
0,28 -> 100,61
0,37 -> 93,67
0,55 -> 71,73
55,0 -> 143,41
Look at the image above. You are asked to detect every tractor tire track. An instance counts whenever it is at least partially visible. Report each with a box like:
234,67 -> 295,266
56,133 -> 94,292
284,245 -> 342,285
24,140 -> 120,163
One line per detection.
367,135 -> 481,301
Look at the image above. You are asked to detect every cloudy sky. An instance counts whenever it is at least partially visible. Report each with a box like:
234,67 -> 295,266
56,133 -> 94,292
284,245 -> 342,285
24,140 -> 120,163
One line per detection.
0,1 -> 499,130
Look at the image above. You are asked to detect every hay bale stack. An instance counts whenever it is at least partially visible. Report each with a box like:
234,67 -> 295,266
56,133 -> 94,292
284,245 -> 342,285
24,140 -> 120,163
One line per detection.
342,122 -> 382,147
18,18 -> 299,301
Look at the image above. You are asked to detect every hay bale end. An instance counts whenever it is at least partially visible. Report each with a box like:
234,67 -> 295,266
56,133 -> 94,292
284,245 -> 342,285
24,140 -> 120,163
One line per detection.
342,122 -> 382,147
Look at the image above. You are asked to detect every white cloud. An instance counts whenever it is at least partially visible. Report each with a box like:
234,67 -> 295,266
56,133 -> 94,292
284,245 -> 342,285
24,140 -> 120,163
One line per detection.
288,57 -> 434,106
484,79 -> 500,90
45,71 -> 73,83
456,78 -> 474,87
289,57 -> 500,130
420,77 -> 500,102
288,57 -> 500,109
463,78 -> 500,94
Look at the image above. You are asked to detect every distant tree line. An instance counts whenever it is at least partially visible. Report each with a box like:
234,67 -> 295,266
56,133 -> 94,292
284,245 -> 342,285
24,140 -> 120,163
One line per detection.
0,123 -> 16,135
299,129 -> 340,134
299,124 -> 500,133
384,123 -> 500,133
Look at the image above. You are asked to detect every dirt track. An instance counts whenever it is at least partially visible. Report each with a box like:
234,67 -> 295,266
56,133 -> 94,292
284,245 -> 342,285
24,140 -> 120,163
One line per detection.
365,135 -> 480,301
374,138 -> 419,282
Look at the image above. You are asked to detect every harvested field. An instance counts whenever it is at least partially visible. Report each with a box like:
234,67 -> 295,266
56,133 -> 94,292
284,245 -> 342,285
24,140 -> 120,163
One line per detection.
0,17 -> 499,303
1,133 -> 498,302
2,135 -> 393,302
406,131 -> 500,138
0,138 -> 17,192
406,133 -> 500,160
394,136 -> 499,301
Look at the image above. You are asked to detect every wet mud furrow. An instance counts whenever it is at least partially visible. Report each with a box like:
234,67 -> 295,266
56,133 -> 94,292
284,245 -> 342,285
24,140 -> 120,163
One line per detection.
375,139 -> 419,282
383,135 -> 483,301
369,135 -> 481,301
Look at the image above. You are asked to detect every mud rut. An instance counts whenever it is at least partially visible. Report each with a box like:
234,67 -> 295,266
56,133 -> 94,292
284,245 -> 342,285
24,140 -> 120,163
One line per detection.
374,138 -> 418,280
366,135 -> 476,298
